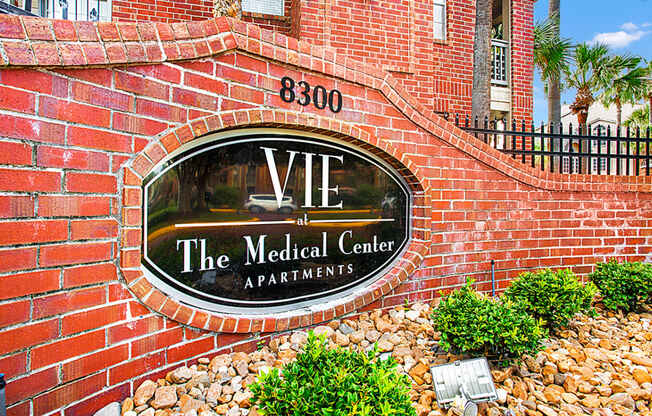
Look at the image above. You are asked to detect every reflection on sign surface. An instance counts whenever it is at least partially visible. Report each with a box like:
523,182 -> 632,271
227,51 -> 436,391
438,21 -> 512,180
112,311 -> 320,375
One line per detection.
142,133 -> 411,313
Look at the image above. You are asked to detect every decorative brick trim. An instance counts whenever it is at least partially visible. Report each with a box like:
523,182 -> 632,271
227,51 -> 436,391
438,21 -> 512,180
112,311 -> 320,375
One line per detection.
0,14 -> 648,193
121,109 -> 432,332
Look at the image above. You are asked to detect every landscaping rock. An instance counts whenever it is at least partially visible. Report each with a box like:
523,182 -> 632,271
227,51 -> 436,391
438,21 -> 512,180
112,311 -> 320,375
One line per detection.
93,402 -> 120,416
111,303 -> 652,416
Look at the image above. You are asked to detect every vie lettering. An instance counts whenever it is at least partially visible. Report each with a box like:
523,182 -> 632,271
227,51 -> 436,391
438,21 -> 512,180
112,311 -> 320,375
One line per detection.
261,146 -> 344,209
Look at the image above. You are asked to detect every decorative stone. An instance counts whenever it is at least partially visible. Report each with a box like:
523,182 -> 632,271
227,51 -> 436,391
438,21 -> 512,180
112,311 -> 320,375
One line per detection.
150,386 -> 177,409
134,380 -> 157,407
170,366 -> 193,383
121,397 -> 134,415
93,402 -> 121,416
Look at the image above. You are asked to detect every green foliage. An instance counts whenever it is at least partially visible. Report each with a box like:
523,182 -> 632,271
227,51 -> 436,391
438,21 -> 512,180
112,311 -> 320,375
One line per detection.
147,206 -> 179,228
211,185 -> 241,208
504,269 -> 597,330
589,260 -> 652,312
431,281 -> 544,362
250,332 -> 416,416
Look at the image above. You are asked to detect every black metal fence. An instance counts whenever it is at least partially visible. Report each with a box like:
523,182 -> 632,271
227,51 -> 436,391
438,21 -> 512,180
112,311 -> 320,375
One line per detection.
452,114 -> 652,176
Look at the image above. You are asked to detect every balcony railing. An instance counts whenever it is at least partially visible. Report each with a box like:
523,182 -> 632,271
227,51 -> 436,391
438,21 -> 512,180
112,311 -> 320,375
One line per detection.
454,114 -> 652,176
491,39 -> 508,87
0,0 -> 109,21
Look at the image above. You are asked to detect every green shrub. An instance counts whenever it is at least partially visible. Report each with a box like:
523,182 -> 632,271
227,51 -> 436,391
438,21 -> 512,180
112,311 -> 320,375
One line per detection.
431,281 -> 544,362
250,332 -> 416,416
211,185 -> 240,208
504,269 -> 597,329
589,260 -> 652,312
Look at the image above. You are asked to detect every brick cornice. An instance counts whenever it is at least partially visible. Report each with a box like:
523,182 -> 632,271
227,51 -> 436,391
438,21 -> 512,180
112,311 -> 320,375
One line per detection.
0,14 -> 649,193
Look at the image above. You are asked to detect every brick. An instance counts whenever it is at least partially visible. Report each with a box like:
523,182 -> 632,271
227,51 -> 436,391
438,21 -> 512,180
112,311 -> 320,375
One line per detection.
0,140 -> 31,165
31,329 -> 105,370
0,85 -> 34,113
68,126 -> 132,153
231,85 -> 264,104
0,15 -> 25,39
0,299 -> 30,329
172,87 -> 218,110
63,262 -> 116,288
62,344 -> 129,382
71,81 -> 134,112
52,20 -> 77,41
167,336 -> 215,363
112,112 -> 168,136
5,367 -> 58,406
32,41 -> 61,65
136,99 -> 188,123
33,371 -> 106,415
37,146 -> 110,171
128,64 -> 181,84
0,114 -> 65,143
0,269 -> 60,300
39,195 -> 111,217
0,247 -> 37,273
33,286 -> 106,319
70,219 -> 118,240
108,315 -> 165,344
66,172 -> 116,194
40,242 -> 112,267
184,72 -> 227,95
0,351 -> 27,379
39,96 -> 111,128
0,68 -> 54,94
0,168 -> 60,192
0,319 -> 58,355
115,71 -> 169,100
109,351 -> 165,384
0,220 -> 68,245
3,41 -> 34,65
62,303 -> 127,335
60,43 -> 86,66
132,327 -> 183,357
0,195 -> 33,218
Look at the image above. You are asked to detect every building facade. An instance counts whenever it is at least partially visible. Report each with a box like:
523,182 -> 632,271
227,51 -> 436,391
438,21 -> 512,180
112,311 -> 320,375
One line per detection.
1,2 -> 651,416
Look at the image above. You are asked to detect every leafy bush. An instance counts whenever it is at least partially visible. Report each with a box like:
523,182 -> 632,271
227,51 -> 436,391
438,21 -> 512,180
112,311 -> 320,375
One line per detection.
589,260 -> 652,312
431,282 -> 544,361
211,185 -> 240,208
250,332 -> 416,416
504,269 -> 597,329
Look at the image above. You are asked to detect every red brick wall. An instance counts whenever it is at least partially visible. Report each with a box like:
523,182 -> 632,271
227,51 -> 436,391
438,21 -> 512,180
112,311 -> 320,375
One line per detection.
0,16 -> 649,416
113,0 -> 214,23
510,0 -> 534,123
110,0 -> 535,119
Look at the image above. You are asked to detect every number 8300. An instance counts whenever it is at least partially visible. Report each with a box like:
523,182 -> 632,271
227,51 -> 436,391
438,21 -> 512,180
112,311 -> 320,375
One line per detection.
279,76 -> 343,113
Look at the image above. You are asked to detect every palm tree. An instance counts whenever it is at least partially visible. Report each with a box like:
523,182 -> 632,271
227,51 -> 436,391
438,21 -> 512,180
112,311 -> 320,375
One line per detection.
547,0 -> 562,125
599,55 -> 648,128
533,13 -> 572,127
624,104 -> 651,131
567,43 -> 615,128
471,0 -> 492,121
644,61 -> 652,125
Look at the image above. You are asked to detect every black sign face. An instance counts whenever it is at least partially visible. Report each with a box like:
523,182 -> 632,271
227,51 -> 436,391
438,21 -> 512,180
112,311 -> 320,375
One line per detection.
142,131 -> 411,313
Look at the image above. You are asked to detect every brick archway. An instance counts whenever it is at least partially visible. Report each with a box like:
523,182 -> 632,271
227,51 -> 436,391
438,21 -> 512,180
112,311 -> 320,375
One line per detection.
120,109 -> 432,333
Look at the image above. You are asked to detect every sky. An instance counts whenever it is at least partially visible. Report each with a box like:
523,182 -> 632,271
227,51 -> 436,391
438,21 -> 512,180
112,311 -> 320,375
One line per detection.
532,0 -> 652,124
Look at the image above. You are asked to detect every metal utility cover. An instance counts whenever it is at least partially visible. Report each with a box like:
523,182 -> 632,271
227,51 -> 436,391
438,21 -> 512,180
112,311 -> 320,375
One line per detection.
430,357 -> 498,408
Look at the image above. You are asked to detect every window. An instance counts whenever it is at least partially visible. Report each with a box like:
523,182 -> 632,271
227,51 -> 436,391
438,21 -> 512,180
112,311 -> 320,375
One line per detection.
39,0 -> 111,21
242,0 -> 284,16
434,0 -> 446,40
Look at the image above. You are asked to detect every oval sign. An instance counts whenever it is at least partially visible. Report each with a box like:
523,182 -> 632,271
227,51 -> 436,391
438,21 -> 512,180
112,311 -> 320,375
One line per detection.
142,131 -> 411,314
